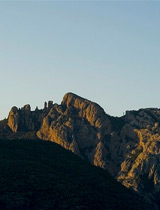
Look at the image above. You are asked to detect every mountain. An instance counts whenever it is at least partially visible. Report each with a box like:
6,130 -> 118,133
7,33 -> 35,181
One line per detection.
1,92 -> 160,208
0,139 -> 151,210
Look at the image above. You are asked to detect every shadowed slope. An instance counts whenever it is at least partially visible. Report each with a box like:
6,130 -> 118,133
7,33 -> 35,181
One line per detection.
0,139 -> 151,210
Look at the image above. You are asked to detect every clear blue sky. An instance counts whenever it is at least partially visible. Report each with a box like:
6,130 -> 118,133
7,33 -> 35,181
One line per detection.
0,1 -> 160,119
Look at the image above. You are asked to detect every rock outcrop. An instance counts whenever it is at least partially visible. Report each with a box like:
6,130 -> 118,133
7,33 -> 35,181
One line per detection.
8,106 -> 19,132
5,92 -> 160,209
8,105 -> 47,133
37,93 -> 111,158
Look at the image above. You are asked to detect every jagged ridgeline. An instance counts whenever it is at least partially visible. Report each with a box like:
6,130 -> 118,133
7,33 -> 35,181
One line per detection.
1,92 -> 160,209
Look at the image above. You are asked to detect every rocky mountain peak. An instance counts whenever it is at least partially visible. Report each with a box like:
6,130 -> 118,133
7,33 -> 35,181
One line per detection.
62,92 -> 108,128
37,93 -> 111,157
3,93 -> 160,209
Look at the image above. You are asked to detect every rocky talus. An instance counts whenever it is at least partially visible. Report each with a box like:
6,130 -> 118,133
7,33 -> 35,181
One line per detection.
5,92 -> 160,209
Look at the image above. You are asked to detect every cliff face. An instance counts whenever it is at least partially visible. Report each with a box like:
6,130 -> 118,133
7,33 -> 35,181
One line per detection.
5,92 -> 160,209
8,106 -> 19,132
7,102 -> 54,133
117,109 -> 160,193
37,93 -> 111,162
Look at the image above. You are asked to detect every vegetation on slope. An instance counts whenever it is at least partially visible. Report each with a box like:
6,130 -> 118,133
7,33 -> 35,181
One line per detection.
0,139 -> 151,210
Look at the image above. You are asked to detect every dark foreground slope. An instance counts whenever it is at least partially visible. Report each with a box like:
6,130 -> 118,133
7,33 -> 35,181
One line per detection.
0,139 -> 151,210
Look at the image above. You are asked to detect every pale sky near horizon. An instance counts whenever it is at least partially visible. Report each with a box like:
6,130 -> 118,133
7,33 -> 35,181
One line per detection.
0,0 -> 160,119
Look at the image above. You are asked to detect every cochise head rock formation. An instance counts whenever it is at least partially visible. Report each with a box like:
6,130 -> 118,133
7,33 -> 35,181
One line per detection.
6,92 -> 160,209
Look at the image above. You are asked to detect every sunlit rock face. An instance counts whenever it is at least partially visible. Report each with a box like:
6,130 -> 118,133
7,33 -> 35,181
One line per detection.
8,106 -> 19,132
6,92 -> 160,208
8,104 -> 48,132
116,109 -> 160,194
37,93 -> 111,160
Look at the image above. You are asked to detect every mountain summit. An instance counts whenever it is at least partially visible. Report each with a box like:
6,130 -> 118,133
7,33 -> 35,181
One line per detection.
1,92 -> 160,209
